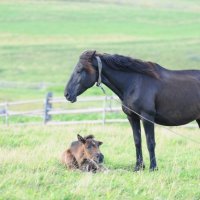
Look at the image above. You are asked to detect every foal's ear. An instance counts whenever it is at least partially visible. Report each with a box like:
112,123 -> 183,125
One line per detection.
91,50 -> 96,59
77,134 -> 86,144
98,141 -> 103,146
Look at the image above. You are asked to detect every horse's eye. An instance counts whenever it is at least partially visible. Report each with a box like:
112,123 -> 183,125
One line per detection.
77,69 -> 82,73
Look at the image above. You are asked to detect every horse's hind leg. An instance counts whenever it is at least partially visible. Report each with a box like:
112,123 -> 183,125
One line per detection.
196,119 -> 200,128
142,113 -> 158,171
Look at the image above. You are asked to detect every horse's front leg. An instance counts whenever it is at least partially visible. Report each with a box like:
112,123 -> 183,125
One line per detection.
127,115 -> 145,171
142,116 -> 158,171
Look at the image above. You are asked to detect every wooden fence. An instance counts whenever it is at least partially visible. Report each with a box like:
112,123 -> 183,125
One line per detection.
0,93 -> 127,125
0,92 -> 198,128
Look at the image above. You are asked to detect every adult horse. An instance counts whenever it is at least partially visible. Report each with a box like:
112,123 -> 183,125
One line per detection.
64,50 -> 200,171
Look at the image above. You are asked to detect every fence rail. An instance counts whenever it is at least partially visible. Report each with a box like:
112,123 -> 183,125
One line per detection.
0,93 -> 198,128
0,93 -> 125,125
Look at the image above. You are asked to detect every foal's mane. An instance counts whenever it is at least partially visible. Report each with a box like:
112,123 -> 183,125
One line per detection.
84,135 -> 94,140
100,53 -> 160,79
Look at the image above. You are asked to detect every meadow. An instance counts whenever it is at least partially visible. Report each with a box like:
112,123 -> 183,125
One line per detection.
0,124 -> 200,200
0,0 -> 199,101
0,0 -> 200,199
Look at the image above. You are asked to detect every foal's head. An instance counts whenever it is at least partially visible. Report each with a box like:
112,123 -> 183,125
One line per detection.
77,134 -> 104,164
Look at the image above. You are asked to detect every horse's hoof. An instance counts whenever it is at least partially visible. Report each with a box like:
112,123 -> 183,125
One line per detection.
133,164 -> 145,172
149,167 -> 158,172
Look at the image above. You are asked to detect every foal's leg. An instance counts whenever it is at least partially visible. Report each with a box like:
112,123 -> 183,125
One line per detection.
142,116 -> 158,171
196,119 -> 200,128
128,115 -> 145,171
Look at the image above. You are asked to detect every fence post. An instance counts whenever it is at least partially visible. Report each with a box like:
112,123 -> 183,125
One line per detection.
108,95 -> 113,110
5,102 -> 8,125
44,92 -> 53,124
102,96 -> 107,125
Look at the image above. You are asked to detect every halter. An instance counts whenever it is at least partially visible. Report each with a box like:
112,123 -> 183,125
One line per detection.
96,56 -> 106,95
95,56 -> 102,87
95,56 -> 106,95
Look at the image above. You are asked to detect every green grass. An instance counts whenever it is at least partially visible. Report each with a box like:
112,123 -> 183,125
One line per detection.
0,124 -> 200,200
0,1 -> 200,199
0,0 -> 200,101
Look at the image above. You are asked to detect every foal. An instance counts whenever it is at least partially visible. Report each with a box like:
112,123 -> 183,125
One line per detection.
62,134 -> 104,172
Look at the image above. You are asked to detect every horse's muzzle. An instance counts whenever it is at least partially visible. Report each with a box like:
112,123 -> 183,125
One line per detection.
64,92 -> 77,103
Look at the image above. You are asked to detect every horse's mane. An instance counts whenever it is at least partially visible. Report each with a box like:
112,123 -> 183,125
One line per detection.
100,53 -> 160,79
80,50 -> 161,78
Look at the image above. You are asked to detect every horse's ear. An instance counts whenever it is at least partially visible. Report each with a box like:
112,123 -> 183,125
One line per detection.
98,141 -> 103,146
77,134 -> 86,144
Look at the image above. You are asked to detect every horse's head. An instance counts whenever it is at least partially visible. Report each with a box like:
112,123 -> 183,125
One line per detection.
64,50 -> 97,103
77,134 -> 104,164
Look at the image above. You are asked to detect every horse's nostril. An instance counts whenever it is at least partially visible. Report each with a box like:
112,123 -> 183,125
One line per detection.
64,92 -> 69,98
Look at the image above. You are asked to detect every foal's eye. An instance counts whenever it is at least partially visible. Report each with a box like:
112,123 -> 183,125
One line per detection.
87,144 -> 93,149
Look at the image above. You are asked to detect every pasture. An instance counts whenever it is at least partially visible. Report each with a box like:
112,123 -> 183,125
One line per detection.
0,0 -> 200,199
0,0 -> 200,101
0,125 -> 200,200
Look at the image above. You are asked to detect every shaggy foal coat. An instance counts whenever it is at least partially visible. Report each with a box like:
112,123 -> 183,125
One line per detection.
62,134 -> 104,172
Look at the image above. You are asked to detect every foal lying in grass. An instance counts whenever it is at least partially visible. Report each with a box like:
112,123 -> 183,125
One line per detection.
62,134 -> 106,172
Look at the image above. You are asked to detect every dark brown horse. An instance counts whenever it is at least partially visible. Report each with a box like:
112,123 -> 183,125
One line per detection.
62,134 -> 104,172
64,50 -> 200,171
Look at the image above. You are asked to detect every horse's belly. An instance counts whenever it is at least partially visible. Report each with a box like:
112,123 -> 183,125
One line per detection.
155,79 -> 200,126
155,114 -> 195,126
155,103 -> 200,126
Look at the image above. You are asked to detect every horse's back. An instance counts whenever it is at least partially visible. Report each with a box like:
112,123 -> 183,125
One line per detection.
155,69 -> 200,125
160,68 -> 200,80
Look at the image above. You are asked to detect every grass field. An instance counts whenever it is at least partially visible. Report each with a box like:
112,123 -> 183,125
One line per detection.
0,124 -> 200,200
0,1 -> 200,199
0,0 -> 200,101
